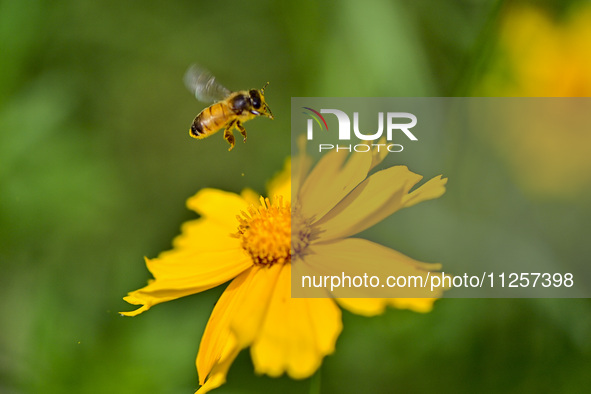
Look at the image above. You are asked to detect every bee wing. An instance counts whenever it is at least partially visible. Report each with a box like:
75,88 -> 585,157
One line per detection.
184,64 -> 231,103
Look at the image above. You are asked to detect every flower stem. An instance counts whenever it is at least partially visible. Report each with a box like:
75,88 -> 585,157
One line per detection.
309,367 -> 322,394
454,0 -> 507,96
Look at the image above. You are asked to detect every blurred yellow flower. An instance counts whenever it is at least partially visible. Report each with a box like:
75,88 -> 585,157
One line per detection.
477,3 -> 591,199
122,147 -> 447,393
479,4 -> 591,96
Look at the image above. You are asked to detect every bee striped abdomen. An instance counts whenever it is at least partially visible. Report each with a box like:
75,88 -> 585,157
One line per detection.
190,119 -> 204,137
189,102 -> 231,139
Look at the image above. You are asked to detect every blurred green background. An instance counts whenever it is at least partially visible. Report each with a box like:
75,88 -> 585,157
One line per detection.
2,0 -> 591,393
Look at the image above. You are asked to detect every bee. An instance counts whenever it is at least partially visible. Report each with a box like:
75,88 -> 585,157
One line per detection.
183,64 -> 274,151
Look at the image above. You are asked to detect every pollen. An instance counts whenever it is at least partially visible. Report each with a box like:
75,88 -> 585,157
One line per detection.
235,196 -> 291,265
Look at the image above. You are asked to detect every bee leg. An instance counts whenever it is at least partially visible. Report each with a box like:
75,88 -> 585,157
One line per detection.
236,121 -> 247,142
223,120 -> 236,151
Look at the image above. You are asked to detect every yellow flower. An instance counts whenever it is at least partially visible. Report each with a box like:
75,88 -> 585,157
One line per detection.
478,4 -> 591,97
476,4 -> 591,199
122,147 -> 447,393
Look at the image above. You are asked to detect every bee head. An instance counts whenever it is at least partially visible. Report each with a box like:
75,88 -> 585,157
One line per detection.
248,83 -> 273,119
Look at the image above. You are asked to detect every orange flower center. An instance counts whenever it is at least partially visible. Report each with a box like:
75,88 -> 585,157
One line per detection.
235,196 -> 291,265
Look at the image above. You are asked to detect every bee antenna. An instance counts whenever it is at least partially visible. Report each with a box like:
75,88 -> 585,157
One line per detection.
261,82 -> 270,94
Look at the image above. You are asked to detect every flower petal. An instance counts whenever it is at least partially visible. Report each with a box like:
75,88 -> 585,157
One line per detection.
196,267 -> 257,388
298,149 -> 372,221
336,297 -> 438,316
368,137 -> 390,170
121,248 -> 252,316
240,188 -> 261,206
403,174 -> 447,208
187,189 -> 251,229
292,137 -> 313,198
249,264 -> 342,379
316,167 -> 446,241
195,341 -> 240,394
304,238 -> 444,302
169,218 -> 241,253
229,263 -> 284,348
387,297 -> 438,313
335,298 -> 387,316
315,166 -> 421,241
267,159 -> 292,203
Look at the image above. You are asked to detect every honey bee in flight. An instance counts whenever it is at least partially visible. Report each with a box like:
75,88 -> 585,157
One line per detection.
184,64 -> 273,151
